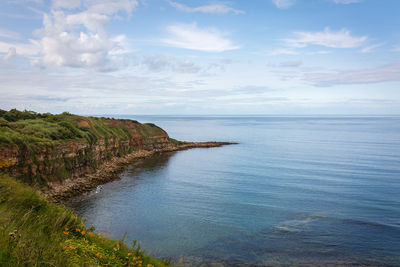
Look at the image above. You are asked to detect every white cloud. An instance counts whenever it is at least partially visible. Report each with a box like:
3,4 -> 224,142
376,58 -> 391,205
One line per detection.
65,12 -> 110,35
53,0 -> 81,9
30,58 -> 46,69
360,43 -> 384,53
84,0 -> 138,15
162,23 -> 239,52
168,1 -> 244,14
31,0 -> 138,71
332,0 -> 363,4
2,47 -> 16,61
272,0 -> 294,9
38,11 -> 114,70
285,27 -> 367,48
0,28 -> 21,40
306,63 -> 400,86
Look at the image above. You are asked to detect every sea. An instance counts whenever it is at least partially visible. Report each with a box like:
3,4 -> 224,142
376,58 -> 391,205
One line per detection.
68,116 -> 400,266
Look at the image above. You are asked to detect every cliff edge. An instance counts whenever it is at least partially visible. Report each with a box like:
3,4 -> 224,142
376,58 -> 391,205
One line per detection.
0,109 -> 234,200
0,109 -> 171,184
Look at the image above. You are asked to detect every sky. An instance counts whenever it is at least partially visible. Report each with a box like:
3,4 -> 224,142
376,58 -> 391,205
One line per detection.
0,0 -> 400,115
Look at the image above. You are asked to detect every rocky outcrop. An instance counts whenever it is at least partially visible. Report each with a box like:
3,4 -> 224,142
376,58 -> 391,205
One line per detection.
44,141 -> 235,202
0,145 -> 18,169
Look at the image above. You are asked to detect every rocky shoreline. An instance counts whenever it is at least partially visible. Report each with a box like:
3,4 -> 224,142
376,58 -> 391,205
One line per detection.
44,141 -> 236,202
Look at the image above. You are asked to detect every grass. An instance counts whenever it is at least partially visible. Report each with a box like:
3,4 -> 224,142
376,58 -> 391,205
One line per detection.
0,109 -> 166,147
0,175 -> 171,267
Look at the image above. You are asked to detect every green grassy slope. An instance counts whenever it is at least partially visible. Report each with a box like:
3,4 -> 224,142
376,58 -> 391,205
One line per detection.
0,109 -> 165,147
0,175 -> 170,267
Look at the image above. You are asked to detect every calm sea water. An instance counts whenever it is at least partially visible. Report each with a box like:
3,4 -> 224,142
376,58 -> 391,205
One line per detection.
68,116 -> 400,266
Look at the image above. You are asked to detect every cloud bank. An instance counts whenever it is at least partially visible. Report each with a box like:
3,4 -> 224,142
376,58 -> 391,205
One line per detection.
0,0 -> 138,71
306,64 -> 400,86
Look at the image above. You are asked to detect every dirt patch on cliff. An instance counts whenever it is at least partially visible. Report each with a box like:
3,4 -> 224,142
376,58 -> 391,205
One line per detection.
77,120 -> 90,128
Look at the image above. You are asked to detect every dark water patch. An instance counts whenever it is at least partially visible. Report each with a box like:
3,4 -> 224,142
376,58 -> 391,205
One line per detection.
187,214 -> 400,266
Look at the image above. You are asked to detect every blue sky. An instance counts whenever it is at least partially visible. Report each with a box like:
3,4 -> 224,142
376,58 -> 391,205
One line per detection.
0,0 -> 400,115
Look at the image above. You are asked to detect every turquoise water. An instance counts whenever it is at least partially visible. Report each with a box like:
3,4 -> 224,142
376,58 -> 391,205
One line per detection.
69,116 -> 400,266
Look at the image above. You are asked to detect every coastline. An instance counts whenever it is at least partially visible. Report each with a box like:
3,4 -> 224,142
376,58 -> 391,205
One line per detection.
44,141 -> 237,202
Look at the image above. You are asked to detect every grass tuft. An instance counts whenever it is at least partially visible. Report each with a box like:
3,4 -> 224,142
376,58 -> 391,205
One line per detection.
0,175 -> 170,266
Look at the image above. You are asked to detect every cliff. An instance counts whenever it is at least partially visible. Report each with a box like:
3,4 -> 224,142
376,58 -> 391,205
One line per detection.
0,109 -> 233,266
0,109 -> 235,194
0,109 -> 176,186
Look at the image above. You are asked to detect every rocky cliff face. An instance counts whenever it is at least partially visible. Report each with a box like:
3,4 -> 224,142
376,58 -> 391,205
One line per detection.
0,118 -> 174,185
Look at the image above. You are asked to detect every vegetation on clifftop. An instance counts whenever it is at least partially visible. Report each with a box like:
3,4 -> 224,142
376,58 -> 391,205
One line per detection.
0,109 -> 165,146
0,175 -> 170,266
0,109 -> 172,185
